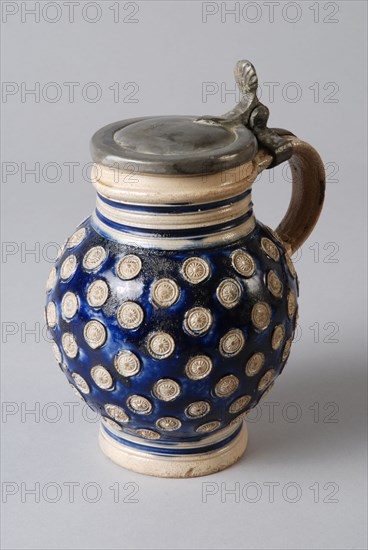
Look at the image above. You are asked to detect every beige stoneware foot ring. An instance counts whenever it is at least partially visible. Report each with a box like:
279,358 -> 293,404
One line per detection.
99,421 -> 248,478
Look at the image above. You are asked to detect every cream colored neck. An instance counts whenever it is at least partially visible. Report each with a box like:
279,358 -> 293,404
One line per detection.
90,154 -> 270,250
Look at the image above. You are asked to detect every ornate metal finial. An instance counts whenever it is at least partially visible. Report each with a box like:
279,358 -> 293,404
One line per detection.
235,59 -> 258,94
222,59 -> 261,124
197,59 -> 294,168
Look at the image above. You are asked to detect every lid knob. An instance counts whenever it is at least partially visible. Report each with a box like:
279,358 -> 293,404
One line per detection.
226,59 -> 259,123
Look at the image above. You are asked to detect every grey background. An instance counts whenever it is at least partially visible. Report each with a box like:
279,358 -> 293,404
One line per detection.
1,1 -> 367,549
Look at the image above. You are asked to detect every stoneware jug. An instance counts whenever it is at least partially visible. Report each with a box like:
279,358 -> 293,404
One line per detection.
45,60 -> 325,477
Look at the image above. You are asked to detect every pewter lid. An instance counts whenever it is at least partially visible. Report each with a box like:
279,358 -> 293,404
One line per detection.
91,115 -> 257,176
90,60 -> 292,176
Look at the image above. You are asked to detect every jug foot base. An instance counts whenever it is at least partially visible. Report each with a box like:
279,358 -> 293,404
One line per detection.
99,422 -> 248,478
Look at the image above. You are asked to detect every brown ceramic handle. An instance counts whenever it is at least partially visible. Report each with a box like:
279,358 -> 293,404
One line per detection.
275,137 -> 326,255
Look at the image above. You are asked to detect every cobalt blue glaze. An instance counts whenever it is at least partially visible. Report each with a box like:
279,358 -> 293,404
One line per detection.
46,216 -> 298,443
